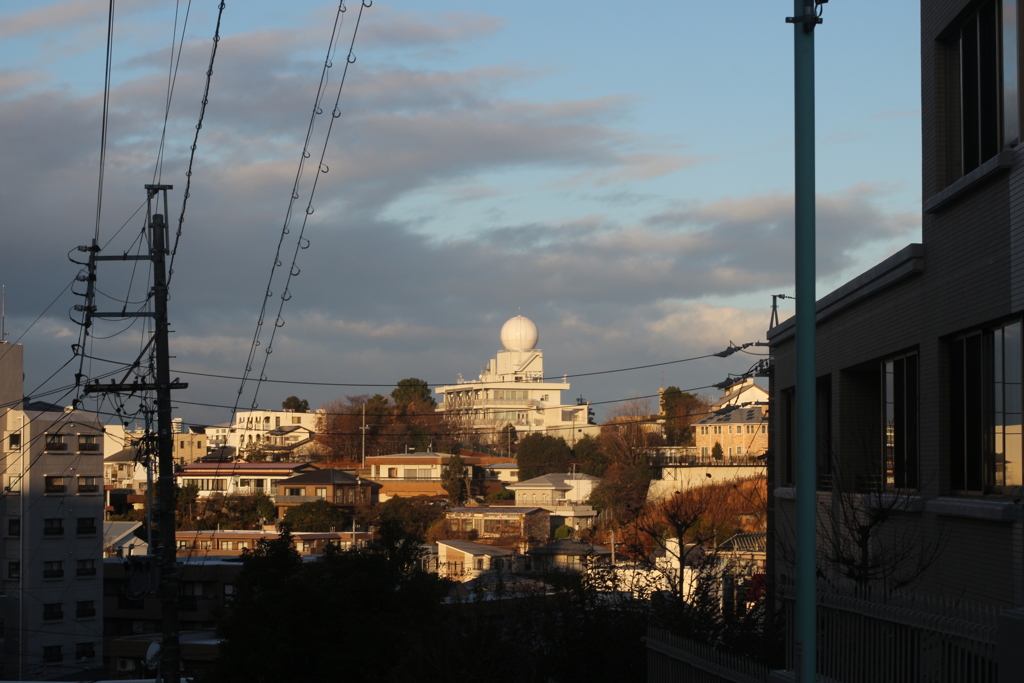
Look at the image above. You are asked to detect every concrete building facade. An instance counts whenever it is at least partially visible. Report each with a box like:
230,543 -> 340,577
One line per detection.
435,315 -> 598,444
0,343 -> 105,679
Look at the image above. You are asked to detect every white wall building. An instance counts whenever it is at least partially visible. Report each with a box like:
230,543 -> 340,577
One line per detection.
0,343 -> 105,679
228,409 -> 321,456
435,315 -> 598,443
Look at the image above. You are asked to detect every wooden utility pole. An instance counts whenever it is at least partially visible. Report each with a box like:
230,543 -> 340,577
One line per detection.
84,184 -> 187,683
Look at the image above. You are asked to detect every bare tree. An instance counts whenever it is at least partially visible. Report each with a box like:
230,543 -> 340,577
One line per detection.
601,397 -> 664,466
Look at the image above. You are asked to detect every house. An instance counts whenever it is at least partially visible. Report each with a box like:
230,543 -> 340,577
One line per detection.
527,539 -> 612,572
104,421 -> 208,465
365,452 -> 495,501
176,461 -> 318,497
693,404 -> 768,461
0,343 -> 106,679
273,468 -> 380,519
227,408 -> 323,458
506,472 -> 601,531
436,539 -> 526,581
174,529 -> 371,557
767,0 -> 1024,677
445,506 -> 550,551
434,315 -> 598,443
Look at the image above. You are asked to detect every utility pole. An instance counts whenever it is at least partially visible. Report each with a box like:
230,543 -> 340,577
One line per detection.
83,184 -> 187,683
786,2 -> 822,680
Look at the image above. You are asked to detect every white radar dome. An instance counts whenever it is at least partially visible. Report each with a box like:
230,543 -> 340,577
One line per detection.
500,315 -> 538,351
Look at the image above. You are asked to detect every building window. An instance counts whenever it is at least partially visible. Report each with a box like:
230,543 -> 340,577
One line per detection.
75,642 -> 95,659
286,487 -> 304,496
315,487 -> 327,498
388,468 -> 398,478
292,416 -> 301,424
76,518 -> 97,535
44,476 -> 66,494
43,561 -> 63,579
7,433 -> 20,450
177,540 -> 191,549
45,434 -> 67,452
77,476 -> 99,494
8,561 -> 19,579
951,321 -> 1023,493
43,603 -> 63,621
737,446 -> 744,456
43,518 -> 64,536
945,0 -> 1019,182
220,541 -> 234,551
883,353 -> 919,490
43,645 -> 62,663
7,518 -> 19,537
76,560 -> 96,577
78,435 -> 99,452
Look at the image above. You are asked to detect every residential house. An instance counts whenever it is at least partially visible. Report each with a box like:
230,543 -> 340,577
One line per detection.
273,468 -> 380,519
506,472 -> 601,531
365,452 -> 497,501
767,0 -> 1024,677
176,461 -> 318,498
445,506 -> 550,551
175,529 -> 371,557
436,539 -> 526,581
0,343 -> 105,680
527,539 -> 612,572
435,315 -> 598,443
229,409 -> 322,457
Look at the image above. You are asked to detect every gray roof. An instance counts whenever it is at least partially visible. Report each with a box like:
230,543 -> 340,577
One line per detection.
528,539 -> 612,557
719,531 -> 767,553
105,447 -> 141,463
696,404 -> 767,426
449,506 -> 545,514
277,468 -> 380,488
438,539 -> 519,556
507,473 -> 601,490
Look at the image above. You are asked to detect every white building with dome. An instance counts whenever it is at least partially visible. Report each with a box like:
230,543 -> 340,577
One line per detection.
435,316 -> 597,444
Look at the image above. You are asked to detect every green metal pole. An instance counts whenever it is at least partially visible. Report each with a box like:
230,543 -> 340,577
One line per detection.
793,1 -> 817,680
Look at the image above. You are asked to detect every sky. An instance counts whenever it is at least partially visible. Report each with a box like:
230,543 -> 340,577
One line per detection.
0,1 -> 922,428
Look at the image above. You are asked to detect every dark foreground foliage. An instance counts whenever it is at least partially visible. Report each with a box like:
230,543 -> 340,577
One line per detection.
210,530 -> 781,683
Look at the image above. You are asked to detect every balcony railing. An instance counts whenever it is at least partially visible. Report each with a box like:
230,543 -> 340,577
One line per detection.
77,485 -> 99,494
43,527 -> 64,536
43,569 -> 64,579
76,525 -> 97,535
45,442 -> 68,452
76,567 -> 97,577
76,607 -> 96,618
77,443 -> 100,452
44,485 -> 66,494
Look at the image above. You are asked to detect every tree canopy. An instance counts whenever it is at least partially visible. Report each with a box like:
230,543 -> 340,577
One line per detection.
281,395 -> 310,412
516,433 -> 573,480
661,387 -> 710,446
282,499 -> 350,532
391,377 -> 436,411
441,454 -> 469,506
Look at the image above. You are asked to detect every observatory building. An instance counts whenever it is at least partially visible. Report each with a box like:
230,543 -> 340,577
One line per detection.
435,316 -> 595,443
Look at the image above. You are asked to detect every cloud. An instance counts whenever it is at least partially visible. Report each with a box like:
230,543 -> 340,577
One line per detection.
0,6 -> 920,424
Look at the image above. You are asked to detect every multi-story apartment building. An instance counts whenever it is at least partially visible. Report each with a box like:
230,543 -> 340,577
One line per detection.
435,315 -> 598,444
0,343 -> 105,679
767,0 -> 1024,677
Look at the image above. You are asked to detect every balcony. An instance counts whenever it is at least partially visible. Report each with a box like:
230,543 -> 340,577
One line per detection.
43,569 -> 64,579
43,527 -> 64,536
44,484 -> 66,494
77,567 -> 97,577
44,442 -> 68,452
76,607 -> 96,618
77,485 -> 100,494
274,495 -> 327,505
77,525 -> 97,536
